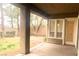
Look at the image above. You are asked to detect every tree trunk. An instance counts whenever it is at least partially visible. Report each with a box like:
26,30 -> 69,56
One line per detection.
0,4 -> 4,38
37,19 -> 43,32
17,17 -> 19,36
11,18 -> 13,28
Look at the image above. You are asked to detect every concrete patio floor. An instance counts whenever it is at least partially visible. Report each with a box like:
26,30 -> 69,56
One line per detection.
30,36 -> 45,48
27,42 -> 77,56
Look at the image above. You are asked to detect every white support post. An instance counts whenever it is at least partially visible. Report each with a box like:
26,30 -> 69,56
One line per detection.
55,20 -> 57,38
62,19 -> 65,45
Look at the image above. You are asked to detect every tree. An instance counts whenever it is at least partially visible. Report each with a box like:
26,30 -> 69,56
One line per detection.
3,4 -> 20,36
30,13 -> 43,33
2,4 -> 20,36
0,4 -> 4,38
37,18 -> 43,32
3,4 -> 20,29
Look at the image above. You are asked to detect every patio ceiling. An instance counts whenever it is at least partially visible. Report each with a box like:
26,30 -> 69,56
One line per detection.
22,3 -> 79,19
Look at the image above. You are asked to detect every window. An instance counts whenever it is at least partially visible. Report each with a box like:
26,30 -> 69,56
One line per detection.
49,19 -> 64,39
56,20 -> 63,38
50,20 -> 55,37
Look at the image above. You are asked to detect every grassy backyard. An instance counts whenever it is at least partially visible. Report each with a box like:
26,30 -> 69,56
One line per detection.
0,37 -> 21,55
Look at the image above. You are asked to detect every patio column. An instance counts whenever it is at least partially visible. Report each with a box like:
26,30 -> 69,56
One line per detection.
77,14 -> 79,56
20,6 -> 30,54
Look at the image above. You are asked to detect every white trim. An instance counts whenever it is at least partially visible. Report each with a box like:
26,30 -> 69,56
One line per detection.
75,18 -> 79,48
46,19 -> 48,41
47,19 -> 50,42
48,20 -> 50,37
62,19 -> 65,45
48,36 -> 62,39
55,20 -> 57,38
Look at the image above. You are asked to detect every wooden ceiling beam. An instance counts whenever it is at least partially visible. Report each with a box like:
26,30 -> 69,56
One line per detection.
21,4 -> 49,18
49,12 -> 78,19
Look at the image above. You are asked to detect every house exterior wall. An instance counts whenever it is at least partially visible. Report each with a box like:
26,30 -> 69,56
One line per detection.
47,38 -> 62,44
73,18 -> 78,47
65,18 -> 78,45
77,15 -> 79,56
47,17 -> 78,46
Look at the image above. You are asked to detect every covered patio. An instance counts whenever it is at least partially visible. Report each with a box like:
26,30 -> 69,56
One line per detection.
0,3 -> 79,56
19,3 -> 79,56
27,42 -> 76,56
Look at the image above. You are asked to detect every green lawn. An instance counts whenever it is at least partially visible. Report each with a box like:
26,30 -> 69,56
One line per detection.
0,37 -> 20,55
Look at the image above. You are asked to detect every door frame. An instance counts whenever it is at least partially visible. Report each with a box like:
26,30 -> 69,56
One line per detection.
63,18 -> 75,45
64,18 -> 78,46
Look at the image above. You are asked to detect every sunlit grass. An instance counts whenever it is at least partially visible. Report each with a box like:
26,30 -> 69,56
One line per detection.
0,37 -> 20,52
